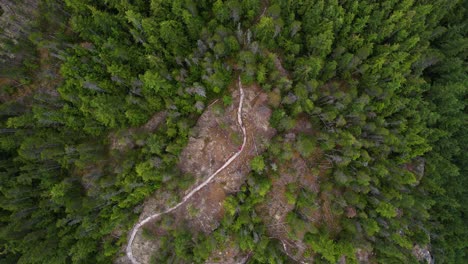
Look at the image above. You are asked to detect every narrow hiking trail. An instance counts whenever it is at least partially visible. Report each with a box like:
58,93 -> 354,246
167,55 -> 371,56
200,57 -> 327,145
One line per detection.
126,77 -> 247,264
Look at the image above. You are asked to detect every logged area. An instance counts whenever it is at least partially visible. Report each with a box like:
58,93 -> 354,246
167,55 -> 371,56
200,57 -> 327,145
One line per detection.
0,1 -> 466,264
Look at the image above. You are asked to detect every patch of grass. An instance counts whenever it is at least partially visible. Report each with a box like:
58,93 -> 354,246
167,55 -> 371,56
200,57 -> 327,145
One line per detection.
285,183 -> 298,205
222,95 -> 233,106
186,203 -> 200,218
219,121 -> 228,130
212,103 -> 224,116
230,131 -> 242,146
142,227 -> 156,241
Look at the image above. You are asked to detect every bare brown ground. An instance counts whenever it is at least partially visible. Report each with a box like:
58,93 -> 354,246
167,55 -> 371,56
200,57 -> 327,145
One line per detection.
176,83 -> 275,233
250,53 -> 349,263
118,83 -> 275,264
258,131 -> 320,263
256,115 -> 344,263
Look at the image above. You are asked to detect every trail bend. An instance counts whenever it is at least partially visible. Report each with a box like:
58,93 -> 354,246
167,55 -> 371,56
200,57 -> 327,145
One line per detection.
126,77 -> 247,264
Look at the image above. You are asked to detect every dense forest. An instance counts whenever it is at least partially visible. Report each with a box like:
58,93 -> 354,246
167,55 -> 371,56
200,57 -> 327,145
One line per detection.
0,0 -> 466,263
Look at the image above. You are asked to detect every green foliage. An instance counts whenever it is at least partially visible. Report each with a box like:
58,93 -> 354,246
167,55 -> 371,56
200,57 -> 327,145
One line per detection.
304,232 -> 356,263
222,95 -> 233,106
250,155 -> 265,174
1,0 -> 466,263
285,183 -> 298,205
296,134 -> 316,157
376,202 -> 398,218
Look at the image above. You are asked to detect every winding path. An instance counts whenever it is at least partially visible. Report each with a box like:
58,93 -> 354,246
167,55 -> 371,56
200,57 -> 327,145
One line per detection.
126,77 -> 247,264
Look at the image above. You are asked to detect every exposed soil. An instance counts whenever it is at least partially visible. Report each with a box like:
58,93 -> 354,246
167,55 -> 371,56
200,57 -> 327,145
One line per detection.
175,82 -> 275,234
121,82 -> 275,264
412,244 -> 433,264
251,47 -> 341,263
256,116 -> 343,263
259,155 -> 318,263
142,111 -> 168,132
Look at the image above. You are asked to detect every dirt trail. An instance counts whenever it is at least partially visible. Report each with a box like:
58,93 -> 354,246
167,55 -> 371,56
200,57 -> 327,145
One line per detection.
126,77 -> 247,264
